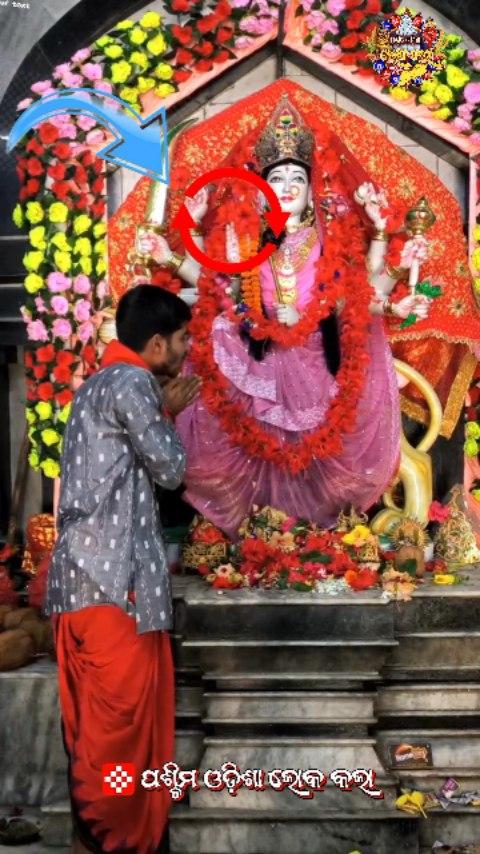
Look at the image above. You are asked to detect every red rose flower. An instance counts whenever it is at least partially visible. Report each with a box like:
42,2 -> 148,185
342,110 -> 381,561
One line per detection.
347,10 -> 365,29
56,388 -> 73,406
52,181 -> 71,200
93,160 -> 103,175
340,51 -> 359,64
48,162 -> 66,181
26,138 -> 45,156
172,24 -> 194,46
197,14 -> 219,35
346,0 -> 363,7
24,179 -> 41,197
340,33 -> 360,49
38,122 -> 59,145
215,0 -> 231,19
81,345 -> 96,366
171,0 -> 191,11
175,48 -> 194,66
92,176 -> 105,194
52,143 -> 72,160
213,49 -> 230,64
365,0 -> 381,12
32,364 -> 48,380
217,26 -> 233,43
81,151 -> 95,167
75,195 -> 89,210
57,350 -> 76,367
75,164 -> 88,185
53,364 -> 72,384
173,68 -> 193,83
37,344 -> 56,362
195,40 -> 215,57
194,59 -> 213,73
26,158 -> 44,177
91,200 -> 105,218
16,164 -> 26,182
345,567 -> 378,591
24,352 -> 34,369
38,381 -> 54,401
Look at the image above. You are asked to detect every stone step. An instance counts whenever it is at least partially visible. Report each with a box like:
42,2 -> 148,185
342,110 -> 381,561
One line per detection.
202,671 -> 381,690
169,806 -> 420,854
202,690 -> 376,727
384,633 -> 480,680
376,684 -> 480,717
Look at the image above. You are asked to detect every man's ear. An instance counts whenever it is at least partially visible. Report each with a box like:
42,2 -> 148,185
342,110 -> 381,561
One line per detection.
152,333 -> 168,361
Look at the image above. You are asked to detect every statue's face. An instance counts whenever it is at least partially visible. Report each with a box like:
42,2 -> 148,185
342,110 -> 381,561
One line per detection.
265,162 -> 311,217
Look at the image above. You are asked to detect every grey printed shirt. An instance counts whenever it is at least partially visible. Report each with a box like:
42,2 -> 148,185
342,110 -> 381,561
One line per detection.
44,363 -> 186,633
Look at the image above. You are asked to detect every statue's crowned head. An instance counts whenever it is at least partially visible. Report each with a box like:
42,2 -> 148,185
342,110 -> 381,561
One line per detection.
254,95 -> 315,177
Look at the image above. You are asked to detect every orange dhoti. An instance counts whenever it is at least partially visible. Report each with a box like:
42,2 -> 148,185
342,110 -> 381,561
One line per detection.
54,605 -> 174,853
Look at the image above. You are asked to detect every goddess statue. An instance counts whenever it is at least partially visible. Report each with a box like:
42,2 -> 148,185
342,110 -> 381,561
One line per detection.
136,96 -> 432,539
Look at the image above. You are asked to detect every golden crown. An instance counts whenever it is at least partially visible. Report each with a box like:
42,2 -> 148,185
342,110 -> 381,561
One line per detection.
254,95 -> 315,173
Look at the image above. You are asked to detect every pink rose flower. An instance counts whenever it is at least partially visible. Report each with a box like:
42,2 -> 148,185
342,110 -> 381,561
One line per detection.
311,33 -> 324,47
72,47 -> 91,64
31,80 -> 53,94
469,132 -> 480,145
61,71 -> 84,87
326,0 -> 346,14
96,280 -> 108,300
58,123 -> 77,140
230,0 -> 250,6
34,296 -> 47,313
49,114 -> 72,127
453,116 -> 471,132
27,320 -> 49,341
234,35 -> 254,50
73,274 -> 92,294
76,115 -> 97,132
306,10 -> 326,29
94,80 -> 113,94
74,299 -> 92,323
320,41 -> 342,61
86,129 -> 105,145
301,0 -> 315,10
51,295 -> 70,316
464,83 -> 480,105
78,320 -> 94,342
318,18 -> 339,36
468,49 -> 480,61
458,103 -> 474,120
17,97 -> 33,111
82,62 -> 103,82
70,143 -> 90,157
52,318 -> 73,340
240,15 -> 274,35
53,63 -> 71,80
47,272 -> 71,293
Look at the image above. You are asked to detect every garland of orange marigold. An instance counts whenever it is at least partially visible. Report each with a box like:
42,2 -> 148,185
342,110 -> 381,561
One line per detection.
187,126 -> 375,474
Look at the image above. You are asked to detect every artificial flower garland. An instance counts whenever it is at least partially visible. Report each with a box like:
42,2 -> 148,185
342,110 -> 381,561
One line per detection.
12,5 -> 279,475
186,127 -> 375,473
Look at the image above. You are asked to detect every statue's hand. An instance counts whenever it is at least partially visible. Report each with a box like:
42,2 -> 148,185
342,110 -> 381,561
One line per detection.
185,187 -> 209,224
226,223 -> 241,264
399,235 -> 429,268
276,304 -> 300,326
137,232 -> 172,266
392,294 -> 430,320
354,182 -> 389,230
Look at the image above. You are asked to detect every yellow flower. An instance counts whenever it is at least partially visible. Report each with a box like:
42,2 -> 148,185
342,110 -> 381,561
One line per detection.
96,257 -> 107,276
342,524 -> 372,546
431,107 -> 453,121
115,19 -> 134,30
35,401 -> 53,420
25,408 -> 36,424
12,204 -> 24,228
54,250 -> 72,273
140,11 -> 161,28
23,251 -> 44,272
25,202 -> 44,224
28,449 -> 40,469
421,78 -> 438,93
94,239 -> 106,255
129,27 -> 148,45
48,202 -> 69,224
434,573 -> 457,585
445,64 -> 470,89
155,83 -> 175,98
435,84 -> 453,104
464,437 -> 479,457
79,257 -> 93,276
418,92 -> 439,107
51,232 -> 71,251
95,35 -> 112,47
74,237 -> 92,256
389,87 -> 413,101
104,44 -> 124,59
147,35 -> 166,56
466,422 -> 480,440
40,458 -> 60,478
447,48 -> 465,62
74,215 -> 92,235
29,225 -> 46,249
24,273 -> 44,294
446,34 -> 462,46
472,247 -> 480,271
93,222 -> 106,238
111,60 -> 132,84
473,225 -> 480,243
41,428 -> 61,447
138,76 -> 156,93
474,277 -> 480,293
119,86 -> 140,104
28,426 -> 36,442
58,403 -> 72,423
155,62 -> 173,81
130,51 -> 149,69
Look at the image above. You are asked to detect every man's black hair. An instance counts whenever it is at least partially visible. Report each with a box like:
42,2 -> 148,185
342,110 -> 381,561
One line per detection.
116,285 -> 191,352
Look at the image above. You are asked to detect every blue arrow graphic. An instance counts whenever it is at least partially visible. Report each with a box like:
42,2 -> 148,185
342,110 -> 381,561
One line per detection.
7,87 -> 169,184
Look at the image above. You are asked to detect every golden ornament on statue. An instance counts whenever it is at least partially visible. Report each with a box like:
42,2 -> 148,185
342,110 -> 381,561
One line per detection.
433,486 -> 480,566
405,197 -> 436,236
